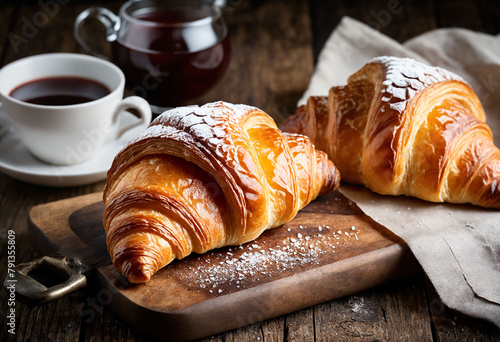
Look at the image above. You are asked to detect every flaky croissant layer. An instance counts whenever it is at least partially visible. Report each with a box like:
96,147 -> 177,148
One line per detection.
282,56 -> 500,209
103,101 -> 340,283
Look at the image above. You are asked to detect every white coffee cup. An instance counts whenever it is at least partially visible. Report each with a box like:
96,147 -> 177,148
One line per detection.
0,53 -> 152,165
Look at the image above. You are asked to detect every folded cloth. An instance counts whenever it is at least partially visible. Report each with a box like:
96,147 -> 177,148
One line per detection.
300,16 -> 500,328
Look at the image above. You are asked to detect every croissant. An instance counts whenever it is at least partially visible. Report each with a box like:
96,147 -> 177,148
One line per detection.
282,56 -> 500,209
103,101 -> 340,283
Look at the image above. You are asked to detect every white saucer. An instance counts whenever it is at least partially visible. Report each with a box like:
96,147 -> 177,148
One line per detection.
0,105 -> 144,187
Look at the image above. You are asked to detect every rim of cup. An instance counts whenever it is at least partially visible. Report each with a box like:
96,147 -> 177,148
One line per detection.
0,53 -> 125,110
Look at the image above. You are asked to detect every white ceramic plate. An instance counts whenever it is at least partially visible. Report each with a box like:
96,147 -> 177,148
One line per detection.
0,105 -> 144,187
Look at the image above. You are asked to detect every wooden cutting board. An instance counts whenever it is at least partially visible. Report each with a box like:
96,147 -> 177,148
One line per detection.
27,190 -> 418,341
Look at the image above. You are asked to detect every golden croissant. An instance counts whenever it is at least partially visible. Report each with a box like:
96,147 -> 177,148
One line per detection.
103,101 -> 340,283
282,56 -> 500,209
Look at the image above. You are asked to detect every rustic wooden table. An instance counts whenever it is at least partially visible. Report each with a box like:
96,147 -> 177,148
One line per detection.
1,0 -> 500,341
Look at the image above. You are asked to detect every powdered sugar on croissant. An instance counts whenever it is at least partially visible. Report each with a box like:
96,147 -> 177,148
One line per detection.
282,56 -> 500,209
103,101 -> 340,283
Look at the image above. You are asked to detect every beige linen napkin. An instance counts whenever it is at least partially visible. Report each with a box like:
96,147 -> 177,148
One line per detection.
300,16 -> 500,327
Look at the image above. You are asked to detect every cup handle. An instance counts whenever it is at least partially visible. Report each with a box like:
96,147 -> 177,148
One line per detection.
111,96 -> 152,140
74,7 -> 121,60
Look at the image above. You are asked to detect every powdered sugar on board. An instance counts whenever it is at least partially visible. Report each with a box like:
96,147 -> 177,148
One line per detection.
173,224 -> 361,295
185,224 -> 359,294
153,193 -> 375,296
372,56 -> 464,113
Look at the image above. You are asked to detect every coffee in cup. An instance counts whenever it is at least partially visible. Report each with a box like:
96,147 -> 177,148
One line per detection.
0,53 -> 152,165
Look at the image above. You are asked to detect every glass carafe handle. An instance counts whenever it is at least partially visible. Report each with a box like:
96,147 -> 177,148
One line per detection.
74,7 -> 121,60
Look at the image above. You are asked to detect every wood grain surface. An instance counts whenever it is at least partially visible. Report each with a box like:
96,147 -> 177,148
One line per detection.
1,0 -> 500,341
27,191 -> 417,341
